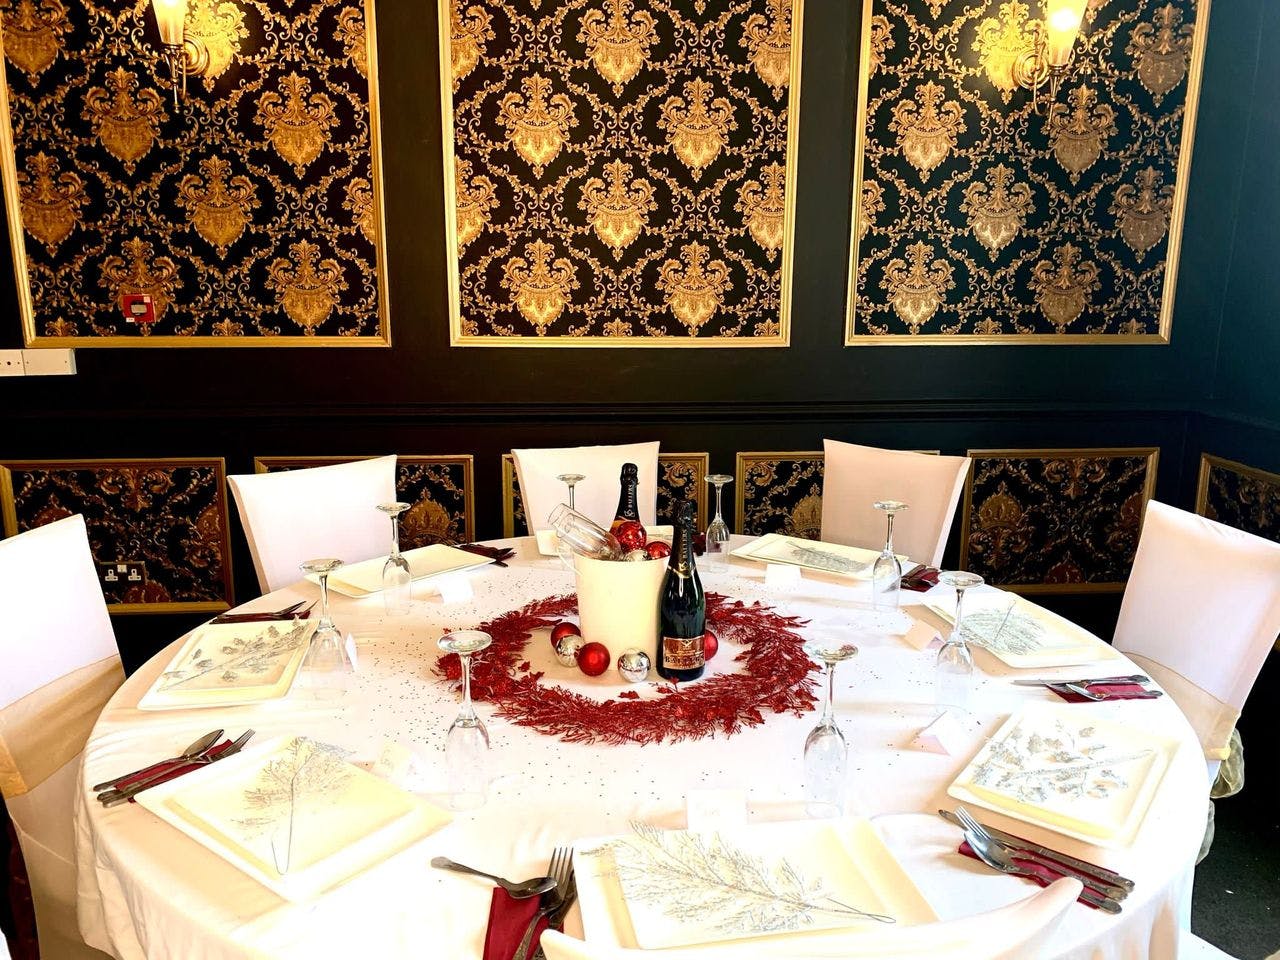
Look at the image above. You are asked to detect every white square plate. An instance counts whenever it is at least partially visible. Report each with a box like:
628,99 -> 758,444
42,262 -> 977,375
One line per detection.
574,818 -> 935,950
924,592 -> 1122,668
310,544 -> 494,597
137,620 -> 316,710
730,534 -> 905,580
137,735 -> 452,901
947,703 -> 1177,848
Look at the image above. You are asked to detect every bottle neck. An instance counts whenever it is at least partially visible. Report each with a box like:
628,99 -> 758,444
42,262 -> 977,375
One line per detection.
669,521 -> 695,574
615,480 -> 639,521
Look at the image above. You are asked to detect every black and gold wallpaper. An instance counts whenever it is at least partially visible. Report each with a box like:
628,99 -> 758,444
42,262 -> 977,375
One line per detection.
0,458 -> 233,612
1,0 -> 387,344
960,448 -> 1158,593
502,451 -> 709,535
1196,454 -> 1280,545
735,451 -> 824,538
847,0 -> 1206,342
442,0 -> 800,345
255,456 -> 475,547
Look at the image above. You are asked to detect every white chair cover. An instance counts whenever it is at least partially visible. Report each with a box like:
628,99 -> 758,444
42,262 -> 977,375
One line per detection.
540,877 -> 1081,960
227,455 -> 398,594
512,442 -> 660,532
0,515 -> 120,960
820,440 -> 971,567
1113,500 -> 1280,761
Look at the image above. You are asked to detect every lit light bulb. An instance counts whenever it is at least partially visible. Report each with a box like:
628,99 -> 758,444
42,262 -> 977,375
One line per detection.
1043,0 -> 1088,67
151,0 -> 187,46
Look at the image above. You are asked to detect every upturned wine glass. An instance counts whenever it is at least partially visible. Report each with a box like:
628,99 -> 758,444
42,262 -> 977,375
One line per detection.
377,501 -> 412,616
871,500 -> 907,610
556,473 -> 585,511
704,474 -> 733,566
298,558 -> 353,698
935,570 -> 984,714
438,630 -> 493,810
801,637 -> 859,817
548,503 -> 622,565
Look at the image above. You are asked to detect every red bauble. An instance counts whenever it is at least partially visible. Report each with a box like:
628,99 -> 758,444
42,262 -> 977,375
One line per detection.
578,641 -> 611,677
550,621 -> 580,648
615,520 -> 648,553
703,629 -> 719,660
645,541 -> 671,559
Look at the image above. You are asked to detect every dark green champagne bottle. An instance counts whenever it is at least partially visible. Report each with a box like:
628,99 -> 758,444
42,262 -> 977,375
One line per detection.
657,501 -> 705,682
610,462 -> 641,534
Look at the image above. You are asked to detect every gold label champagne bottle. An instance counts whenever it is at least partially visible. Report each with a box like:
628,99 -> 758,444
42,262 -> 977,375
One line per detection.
657,501 -> 705,681
610,462 -> 643,535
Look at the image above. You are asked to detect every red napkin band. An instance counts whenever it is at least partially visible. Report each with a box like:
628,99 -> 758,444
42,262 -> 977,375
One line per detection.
958,841 -> 1105,908
124,739 -> 235,803
482,888 -> 549,960
1048,683 -> 1158,703
901,568 -> 940,592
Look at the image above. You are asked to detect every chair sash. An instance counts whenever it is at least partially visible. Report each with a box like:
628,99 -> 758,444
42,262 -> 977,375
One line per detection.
1125,653 -> 1236,761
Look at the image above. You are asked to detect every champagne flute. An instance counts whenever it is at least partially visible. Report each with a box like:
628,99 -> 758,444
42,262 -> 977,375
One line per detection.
298,558 -> 353,699
704,474 -> 733,566
935,570 -> 984,714
556,473 -> 585,511
801,637 -> 859,817
871,500 -> 907,610
438,630 -> 493,810
377,501 -> 412,616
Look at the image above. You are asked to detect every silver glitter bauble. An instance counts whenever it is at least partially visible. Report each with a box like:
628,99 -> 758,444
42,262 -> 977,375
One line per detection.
555,633 -> 586,667
624,549 -> 648,562
617,648 -> 651,683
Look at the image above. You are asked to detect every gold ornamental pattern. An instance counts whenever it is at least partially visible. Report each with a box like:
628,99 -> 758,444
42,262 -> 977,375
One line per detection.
1196,455 -> 1280,547
735,452 -> 825,539
847,0 -> 1205,342
0,0 -> 388,344
443,0 -> 801,344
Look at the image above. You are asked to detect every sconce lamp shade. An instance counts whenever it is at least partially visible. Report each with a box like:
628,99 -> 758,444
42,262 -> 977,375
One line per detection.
151,0 -> 187,46
1043,0 -> 1088,67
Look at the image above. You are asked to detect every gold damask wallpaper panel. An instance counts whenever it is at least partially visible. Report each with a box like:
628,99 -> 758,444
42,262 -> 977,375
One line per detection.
440,0 -> 801,346
254,456 -> 475,547
960,447 -> 1159,593
0,458 -> 233,613
1195,455 -> 1280,545
735,451 -> 824,538
0,0 -> 388,345
846,0 -> 1207,343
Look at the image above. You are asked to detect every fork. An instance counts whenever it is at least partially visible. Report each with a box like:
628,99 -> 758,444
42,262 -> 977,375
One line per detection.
1061,681 -> 1161,701
99,729 -> 255,806
514,847 -> 573,960
529,869 -> 578,960
955,807 -> 1122,913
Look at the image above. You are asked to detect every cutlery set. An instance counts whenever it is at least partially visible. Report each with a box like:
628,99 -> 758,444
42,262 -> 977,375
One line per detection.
94,729 -> 255,806
211,600 -> 314,624
1013,674 -> 1163,701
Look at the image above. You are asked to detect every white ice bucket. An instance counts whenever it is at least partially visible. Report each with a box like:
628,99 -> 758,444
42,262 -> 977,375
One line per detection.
573,553 -> 666,656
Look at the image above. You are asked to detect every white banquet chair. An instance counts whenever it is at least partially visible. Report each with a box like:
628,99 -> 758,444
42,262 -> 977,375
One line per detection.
820,440 -> 971,567
540,876 -> 1081,960
227,454 -> 398,593
512,442 -> 660,532
0,515 -> 121,960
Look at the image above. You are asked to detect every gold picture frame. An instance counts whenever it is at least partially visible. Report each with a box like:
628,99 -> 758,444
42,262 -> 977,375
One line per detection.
1194,453 -> 1280,518
959,447 -> 1160,594
0,457 -> 234,614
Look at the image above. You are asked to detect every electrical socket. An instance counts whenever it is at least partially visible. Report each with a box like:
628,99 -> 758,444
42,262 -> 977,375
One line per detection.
0,349 -> 23,377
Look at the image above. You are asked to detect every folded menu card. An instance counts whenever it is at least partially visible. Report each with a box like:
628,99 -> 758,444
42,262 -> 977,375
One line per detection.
311,544 -> 495,597
925,593 -> 1121,669
730,534 -> 905,580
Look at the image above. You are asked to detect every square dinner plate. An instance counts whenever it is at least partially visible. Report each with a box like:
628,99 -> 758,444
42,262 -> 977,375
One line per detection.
308,544 -> 495,598
947,703 -> 1177,848
574,818 -> 935,951
137,735 -> 452,901
730,534 -> 905,581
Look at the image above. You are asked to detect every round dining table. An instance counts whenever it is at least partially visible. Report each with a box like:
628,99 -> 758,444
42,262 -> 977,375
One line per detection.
75,536 -> 1207,960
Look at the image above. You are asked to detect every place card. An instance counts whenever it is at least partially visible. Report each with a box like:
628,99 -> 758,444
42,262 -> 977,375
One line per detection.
433,573 -> 475,604
902,618 -> 941,651
371,739 -> 423,789
912,711 -> 968,756
764,563 -> 803,590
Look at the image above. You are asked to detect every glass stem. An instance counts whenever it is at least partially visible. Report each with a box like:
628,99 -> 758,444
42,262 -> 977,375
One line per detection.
459,653 -> 476,721
884,513 -> 895,556
568,484 -> 576,510
953,586 -> 966,645
822,663 -> 837,725
318,573 -> 332,626
714,484 -> 725,523
390,515 -> 401,559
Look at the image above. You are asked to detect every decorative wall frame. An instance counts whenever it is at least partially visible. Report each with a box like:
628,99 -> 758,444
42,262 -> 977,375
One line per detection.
502,452 -> 709,535
1195,454 -> 1280,545
845,0 -> 1208,344
253,456 -> 475,546
735,451 -> 824,538
960,447 -> 1159,594
0,457 -> 233,613
0,0 -> 389,345
439,0 -> 801,346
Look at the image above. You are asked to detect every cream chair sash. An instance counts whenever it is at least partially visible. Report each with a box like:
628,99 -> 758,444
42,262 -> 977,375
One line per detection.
1126,653 -> 1236,761
0,655 -> 122,798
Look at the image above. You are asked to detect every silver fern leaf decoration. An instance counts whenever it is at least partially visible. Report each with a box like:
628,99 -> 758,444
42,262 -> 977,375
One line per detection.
959,606 -> 1046,655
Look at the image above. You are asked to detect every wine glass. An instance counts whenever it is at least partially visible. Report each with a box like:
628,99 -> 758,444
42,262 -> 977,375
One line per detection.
871,500 -> 908,610
935,570 -> 984,714
377,501 -> 412,616
298,558 -> 353,699
556,473 -> 585,511
801,637 -> 859,817
438,630 -> 493,810
704,474 -> 733,566
548,503 -> 622,565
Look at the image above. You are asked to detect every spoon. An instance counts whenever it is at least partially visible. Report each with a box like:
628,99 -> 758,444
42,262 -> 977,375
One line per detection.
430,856 -> 557,899
92,729 -> 224,792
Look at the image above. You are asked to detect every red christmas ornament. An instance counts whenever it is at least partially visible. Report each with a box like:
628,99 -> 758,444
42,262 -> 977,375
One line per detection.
578,641 -> 611,677
615,520 -> 647,553
703,629 -> 719,660
550,621 -> 580,647
645,541 -> 671,559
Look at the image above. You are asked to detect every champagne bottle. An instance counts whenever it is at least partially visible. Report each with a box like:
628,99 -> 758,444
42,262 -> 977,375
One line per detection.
610,462 -> 642,535
657,501 -> 705,682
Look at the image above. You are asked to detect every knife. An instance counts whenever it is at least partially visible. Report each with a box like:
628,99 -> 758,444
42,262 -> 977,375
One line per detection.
938,809 -> 1134,891
1011,674 -> 1150,687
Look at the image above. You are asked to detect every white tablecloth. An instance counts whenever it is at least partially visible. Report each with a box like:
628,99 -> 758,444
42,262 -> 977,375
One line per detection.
75,537 -> 1206,959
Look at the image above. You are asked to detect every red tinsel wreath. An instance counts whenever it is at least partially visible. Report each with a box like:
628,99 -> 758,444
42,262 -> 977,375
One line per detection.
433,593 -> 819,746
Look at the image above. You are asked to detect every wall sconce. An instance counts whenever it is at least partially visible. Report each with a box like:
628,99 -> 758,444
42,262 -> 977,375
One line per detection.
150,0 -> 210,108
1012,0 -> 1089,115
